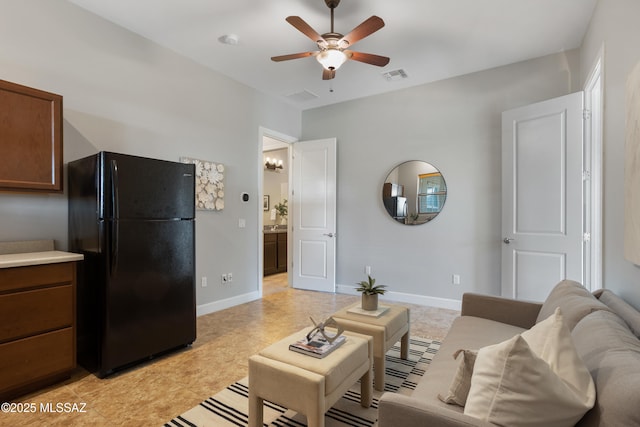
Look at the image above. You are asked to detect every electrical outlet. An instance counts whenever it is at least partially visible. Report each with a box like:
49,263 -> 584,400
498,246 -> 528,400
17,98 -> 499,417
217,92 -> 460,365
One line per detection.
452,274 -> 461,285
365,265 -> 371,275
201,276 -> 207,287
227,272 -> 233,283
221,273 -> 228,284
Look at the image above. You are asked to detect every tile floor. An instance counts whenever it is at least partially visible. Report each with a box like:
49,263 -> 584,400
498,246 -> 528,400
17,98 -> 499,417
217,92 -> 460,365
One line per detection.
2,274 -> 458,426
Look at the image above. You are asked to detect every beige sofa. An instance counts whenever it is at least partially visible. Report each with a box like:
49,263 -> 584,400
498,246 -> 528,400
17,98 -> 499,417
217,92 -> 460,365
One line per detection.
378,280 -> 640,426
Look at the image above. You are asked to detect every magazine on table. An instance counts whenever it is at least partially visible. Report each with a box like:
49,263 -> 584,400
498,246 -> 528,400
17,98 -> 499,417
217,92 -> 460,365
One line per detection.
289,335 -> 346,358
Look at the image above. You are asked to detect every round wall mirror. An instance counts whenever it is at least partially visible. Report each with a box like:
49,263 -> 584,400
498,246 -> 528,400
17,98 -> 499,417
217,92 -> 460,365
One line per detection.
382,160 -> 447,225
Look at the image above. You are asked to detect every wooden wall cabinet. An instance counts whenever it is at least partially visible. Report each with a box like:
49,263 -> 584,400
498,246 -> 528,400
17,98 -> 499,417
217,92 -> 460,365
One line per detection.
0,79 -> 63,193
264,232 -> 287,276
0,262 -> 77,400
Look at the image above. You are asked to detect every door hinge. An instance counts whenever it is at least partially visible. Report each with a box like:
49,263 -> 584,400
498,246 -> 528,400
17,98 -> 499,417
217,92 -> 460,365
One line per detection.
582,170 -> 591,181
583,109 -> 592,120
583,232 -> 591,242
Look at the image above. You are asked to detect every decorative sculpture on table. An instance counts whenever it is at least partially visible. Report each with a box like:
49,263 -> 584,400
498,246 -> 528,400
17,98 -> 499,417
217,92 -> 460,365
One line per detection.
306,316 -> 344,344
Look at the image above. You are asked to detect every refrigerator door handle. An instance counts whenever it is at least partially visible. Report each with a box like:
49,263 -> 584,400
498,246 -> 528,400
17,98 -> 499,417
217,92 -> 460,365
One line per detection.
110,160 -> 120,219
110,160 -> 120,275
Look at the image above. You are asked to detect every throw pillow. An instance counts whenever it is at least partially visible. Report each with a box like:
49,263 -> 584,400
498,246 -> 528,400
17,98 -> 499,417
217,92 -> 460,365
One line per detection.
522,307 -> 596,397
437,349 -> 477,406
464,335 -> 595,427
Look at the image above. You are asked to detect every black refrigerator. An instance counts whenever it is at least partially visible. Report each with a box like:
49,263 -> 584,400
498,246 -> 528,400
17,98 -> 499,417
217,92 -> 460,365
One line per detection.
68,151 -> 196,377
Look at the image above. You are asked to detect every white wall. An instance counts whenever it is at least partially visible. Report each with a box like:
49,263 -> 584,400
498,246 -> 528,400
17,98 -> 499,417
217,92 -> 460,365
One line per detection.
0,0 -> 301,311
580,0 -> 640,309
302,51 -> 580,307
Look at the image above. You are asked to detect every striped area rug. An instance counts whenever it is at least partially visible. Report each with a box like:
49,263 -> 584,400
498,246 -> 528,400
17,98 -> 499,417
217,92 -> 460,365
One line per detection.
165,337 -> 440,427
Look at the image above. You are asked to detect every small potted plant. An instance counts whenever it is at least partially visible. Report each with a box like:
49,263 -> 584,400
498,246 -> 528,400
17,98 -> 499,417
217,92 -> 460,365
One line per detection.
356,275 -> 387,311
274,199 -> 288,225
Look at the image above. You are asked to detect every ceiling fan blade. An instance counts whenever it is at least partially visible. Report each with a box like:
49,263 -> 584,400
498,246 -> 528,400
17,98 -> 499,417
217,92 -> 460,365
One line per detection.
339,16 -> 385,47
322,68 -> 336,80
346,50 -> 390,67
271,52 -> 317,62
286,16 -> 325,44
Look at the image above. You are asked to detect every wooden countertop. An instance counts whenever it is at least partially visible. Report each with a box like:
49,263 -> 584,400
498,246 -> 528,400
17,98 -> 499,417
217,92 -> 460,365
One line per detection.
0,251 -> 84,269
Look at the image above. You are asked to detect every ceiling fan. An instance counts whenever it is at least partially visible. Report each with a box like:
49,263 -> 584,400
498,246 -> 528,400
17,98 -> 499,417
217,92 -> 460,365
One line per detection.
271,0 -> 390,80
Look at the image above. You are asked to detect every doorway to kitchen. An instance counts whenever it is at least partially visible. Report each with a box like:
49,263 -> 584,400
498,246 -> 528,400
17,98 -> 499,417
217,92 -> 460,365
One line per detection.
259,128 -> 295,296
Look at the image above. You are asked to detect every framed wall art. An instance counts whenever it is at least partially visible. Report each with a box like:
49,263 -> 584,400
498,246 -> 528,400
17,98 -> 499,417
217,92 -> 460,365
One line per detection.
180,156 -> 225,211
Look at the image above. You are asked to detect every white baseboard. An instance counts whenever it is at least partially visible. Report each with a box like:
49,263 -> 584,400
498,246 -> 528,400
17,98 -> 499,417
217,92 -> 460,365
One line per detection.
197,287 -> 461,318
197,290 -> 261,317
336,284 -> 462,311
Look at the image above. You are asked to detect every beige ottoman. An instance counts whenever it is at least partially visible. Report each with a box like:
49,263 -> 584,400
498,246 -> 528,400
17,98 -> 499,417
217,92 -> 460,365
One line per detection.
332,303 -> 410,391
248,329 -> 373,427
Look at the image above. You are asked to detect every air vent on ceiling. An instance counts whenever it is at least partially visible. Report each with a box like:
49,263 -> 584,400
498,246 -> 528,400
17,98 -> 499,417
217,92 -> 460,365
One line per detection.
286,90 -> 319,103
382,69 -> 408,82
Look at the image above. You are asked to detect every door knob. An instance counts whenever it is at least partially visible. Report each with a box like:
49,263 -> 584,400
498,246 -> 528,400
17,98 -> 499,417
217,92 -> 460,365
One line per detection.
503,237 -> 514,244
323,232 -> 335,238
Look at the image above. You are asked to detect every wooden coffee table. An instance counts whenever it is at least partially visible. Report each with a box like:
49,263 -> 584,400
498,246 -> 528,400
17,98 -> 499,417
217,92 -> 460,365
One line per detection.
332,303 -> 410,391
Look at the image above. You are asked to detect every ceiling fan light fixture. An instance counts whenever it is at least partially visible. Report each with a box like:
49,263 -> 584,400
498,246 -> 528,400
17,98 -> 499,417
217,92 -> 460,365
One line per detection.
273,1 -> 388,80
316,49 -> 347,70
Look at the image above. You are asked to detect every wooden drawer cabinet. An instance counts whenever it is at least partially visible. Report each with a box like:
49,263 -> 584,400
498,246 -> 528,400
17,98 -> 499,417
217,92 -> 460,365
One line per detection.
0,328 -> 74,396
263,232 -> 287,276
0,286 -> 73,342
264,233 -> 278,276
0,262 -> 77,400
277,232 -> 287,273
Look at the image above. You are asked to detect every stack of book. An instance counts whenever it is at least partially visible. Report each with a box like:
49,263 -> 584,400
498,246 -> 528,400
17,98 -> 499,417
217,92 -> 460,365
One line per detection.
289,335 -> 346,358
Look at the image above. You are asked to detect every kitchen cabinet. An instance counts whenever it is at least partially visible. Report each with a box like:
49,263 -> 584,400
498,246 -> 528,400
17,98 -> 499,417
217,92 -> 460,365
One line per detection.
0,252 -> 82,401
263,232 -> 287,276
0,79 -> 63,193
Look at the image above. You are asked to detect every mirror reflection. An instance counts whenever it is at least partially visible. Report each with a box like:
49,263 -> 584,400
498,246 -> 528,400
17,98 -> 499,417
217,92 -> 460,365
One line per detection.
382,160 -> 447,225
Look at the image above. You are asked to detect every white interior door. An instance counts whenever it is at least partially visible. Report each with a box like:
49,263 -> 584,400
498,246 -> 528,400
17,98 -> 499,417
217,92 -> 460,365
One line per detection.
502,92 -> 584,301
291,138 -> 337,292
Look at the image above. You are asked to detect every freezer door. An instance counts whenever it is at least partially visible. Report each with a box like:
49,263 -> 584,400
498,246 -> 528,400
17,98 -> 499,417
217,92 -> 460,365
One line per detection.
101,219 -> 195,375
100,152 -> 195,220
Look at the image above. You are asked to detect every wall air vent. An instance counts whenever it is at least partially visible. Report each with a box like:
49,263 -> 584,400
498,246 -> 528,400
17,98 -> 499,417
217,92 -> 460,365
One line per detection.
382,69 -> 408,82
286,89 -> 319,103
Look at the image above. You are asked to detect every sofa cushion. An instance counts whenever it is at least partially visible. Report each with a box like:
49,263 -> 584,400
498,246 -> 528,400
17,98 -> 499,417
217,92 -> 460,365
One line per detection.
593,289 -> 640,338
571,310 -> 640,427
464,334 -> 595,427
415,316 -> 526,414
537,280 -> 610,330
